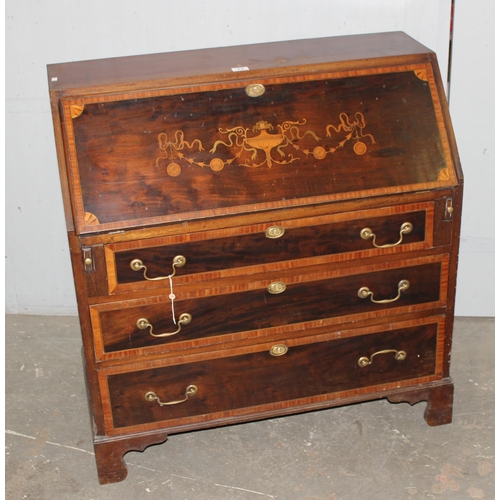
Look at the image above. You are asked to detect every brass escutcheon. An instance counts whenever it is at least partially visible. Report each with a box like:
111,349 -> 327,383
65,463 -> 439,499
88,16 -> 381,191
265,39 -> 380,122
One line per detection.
265,225 -> 285,239
270,344 -> 288,356
245,83 -> 266,97
267,281 -> 287,294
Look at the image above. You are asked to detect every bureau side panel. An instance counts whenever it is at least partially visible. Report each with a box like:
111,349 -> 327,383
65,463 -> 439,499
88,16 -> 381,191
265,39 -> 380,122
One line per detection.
49,92 -> 75,231
67,232 -> 107,435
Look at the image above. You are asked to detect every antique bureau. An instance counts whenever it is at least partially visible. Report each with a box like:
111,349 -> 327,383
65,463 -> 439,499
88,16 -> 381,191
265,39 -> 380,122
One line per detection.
48,32 -> 462,484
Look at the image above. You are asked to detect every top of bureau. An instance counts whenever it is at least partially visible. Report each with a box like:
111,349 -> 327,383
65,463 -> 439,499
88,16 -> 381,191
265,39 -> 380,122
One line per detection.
48,32 -> 434,94
48,32 -> 462,235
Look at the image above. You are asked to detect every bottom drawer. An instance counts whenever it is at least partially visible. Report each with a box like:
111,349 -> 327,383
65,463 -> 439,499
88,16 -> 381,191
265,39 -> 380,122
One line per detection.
106,322 -> 438,430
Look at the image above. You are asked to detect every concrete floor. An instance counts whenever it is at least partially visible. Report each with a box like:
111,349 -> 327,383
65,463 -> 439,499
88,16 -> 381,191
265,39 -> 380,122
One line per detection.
5,315 -> 494,500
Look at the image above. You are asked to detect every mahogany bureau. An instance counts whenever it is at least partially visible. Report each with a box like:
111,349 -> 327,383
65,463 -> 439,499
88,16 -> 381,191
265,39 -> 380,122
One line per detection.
47,32 -> 463,484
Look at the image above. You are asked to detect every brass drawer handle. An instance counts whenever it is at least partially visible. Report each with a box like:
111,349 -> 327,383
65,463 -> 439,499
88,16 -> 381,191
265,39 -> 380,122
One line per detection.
267,281 -> 287,294
358,349 -> 407,368
145,385 -> 198,406
265,225 -> 285,239
358,279 -> 409,304
136,313 -> 192,338
130,255 -> 186,281
360,222 -> 413,248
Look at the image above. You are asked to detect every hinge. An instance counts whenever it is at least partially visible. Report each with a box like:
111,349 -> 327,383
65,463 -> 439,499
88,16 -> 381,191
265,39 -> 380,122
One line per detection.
82,247 -> 95,272
444,198 -> 454,220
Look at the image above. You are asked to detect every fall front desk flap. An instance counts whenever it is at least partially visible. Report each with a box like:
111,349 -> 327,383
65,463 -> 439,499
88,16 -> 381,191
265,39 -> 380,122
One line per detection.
61,66 -> 456,234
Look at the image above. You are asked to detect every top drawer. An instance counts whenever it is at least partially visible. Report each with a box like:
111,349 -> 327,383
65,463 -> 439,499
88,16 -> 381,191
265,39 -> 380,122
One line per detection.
60,64 -> 456,234
104,203 -> 434,294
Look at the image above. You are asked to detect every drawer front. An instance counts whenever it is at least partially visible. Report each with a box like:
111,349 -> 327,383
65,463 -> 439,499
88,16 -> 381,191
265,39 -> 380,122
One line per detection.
106,204 -> 432,294
63,66 -> 455,234
92,259 -> 445,359
106,322 -> 439,430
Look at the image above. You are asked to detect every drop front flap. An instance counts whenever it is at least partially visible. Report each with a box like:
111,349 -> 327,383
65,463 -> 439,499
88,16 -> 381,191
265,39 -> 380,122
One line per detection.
64,67 -> 455,233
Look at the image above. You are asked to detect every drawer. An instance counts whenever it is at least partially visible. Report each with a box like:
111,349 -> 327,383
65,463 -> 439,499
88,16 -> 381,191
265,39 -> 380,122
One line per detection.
62,66 -> 455,234
91,256 -> 446,360
105,320 -> 440,431
105,203 -> 433,294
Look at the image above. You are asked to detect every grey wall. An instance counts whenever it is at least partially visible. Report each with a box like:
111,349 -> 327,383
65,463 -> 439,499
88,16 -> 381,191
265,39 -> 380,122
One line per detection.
448,0 -> 495,317
5,0 -> 494,317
